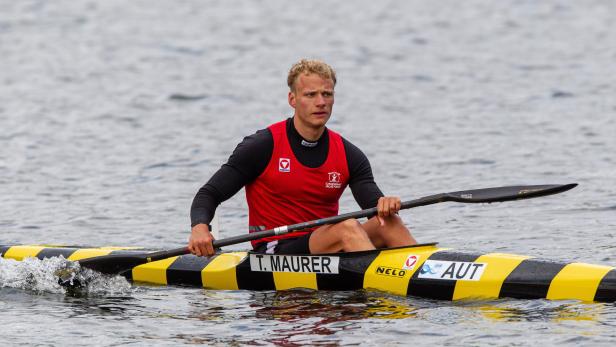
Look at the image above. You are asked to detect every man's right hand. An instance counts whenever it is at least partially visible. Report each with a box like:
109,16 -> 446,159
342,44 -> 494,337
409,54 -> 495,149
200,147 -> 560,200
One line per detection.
188,224 -> 215,257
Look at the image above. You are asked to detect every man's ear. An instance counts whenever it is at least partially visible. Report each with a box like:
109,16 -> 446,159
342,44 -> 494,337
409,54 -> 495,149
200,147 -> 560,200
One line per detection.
288,91 -> 296,108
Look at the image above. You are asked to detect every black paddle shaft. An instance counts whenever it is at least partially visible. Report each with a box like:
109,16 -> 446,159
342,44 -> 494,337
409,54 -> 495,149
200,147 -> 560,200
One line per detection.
75,183 -> 577,275
215,183 -> 577,247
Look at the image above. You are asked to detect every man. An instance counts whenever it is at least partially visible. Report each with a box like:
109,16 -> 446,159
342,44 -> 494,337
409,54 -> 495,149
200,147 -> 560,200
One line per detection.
189,59 -> 416,256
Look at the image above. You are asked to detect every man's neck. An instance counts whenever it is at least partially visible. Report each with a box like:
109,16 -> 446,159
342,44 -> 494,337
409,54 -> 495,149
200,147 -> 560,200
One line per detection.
292,116 -> 325,141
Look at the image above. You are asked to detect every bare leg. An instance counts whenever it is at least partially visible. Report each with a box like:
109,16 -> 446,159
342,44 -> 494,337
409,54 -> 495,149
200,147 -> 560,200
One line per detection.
307,215 -> 416,254
308,218 -> 376,254
362,214 -> 416,248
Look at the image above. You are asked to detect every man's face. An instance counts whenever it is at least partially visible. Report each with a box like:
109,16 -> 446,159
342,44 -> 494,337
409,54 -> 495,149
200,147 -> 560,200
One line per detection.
288,73 -> 335,129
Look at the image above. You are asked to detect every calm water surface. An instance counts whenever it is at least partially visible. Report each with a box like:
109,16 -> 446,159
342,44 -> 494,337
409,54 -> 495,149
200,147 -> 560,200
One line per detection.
1,0 -> 616,345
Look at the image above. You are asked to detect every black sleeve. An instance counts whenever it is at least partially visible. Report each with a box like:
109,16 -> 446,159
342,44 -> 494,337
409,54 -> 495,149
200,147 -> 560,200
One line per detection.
190,129 -> 273,226
342,137 -> 384,209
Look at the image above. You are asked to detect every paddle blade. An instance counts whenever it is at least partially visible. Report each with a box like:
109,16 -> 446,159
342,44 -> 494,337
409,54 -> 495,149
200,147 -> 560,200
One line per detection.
77,254 -> 150,275
74,247 -> 189,276
445,183 -> 577,203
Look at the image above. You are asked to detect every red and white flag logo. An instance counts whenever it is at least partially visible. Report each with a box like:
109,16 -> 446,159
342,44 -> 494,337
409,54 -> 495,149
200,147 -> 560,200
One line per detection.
279,158 -> 291,172
325,171 -> 342,189
328,172 -> 340,183
403,255 -> 419,270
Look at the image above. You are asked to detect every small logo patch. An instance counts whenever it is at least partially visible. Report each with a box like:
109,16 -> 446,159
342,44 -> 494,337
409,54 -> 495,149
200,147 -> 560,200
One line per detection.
325,171 -> 342,189
402,255 -> 420,270
418,260 -> 486,281
301,139 -> 318,148
375,266 -> 407,277
279,158 -> 291,172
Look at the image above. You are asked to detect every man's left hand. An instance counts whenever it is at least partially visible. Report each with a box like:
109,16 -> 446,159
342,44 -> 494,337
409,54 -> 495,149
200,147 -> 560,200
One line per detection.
376,196 -> 402,226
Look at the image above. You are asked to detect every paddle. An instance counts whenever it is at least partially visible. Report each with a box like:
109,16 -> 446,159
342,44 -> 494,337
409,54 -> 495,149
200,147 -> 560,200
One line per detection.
70,183 -> 576,278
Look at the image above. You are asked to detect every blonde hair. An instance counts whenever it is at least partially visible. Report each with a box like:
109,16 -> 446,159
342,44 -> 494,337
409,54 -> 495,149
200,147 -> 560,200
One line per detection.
287,59 -> 337,92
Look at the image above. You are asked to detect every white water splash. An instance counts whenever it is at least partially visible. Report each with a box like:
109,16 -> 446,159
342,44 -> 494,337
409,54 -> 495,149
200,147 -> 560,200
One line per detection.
0,256 -> 133,296
65,266 -> 134,296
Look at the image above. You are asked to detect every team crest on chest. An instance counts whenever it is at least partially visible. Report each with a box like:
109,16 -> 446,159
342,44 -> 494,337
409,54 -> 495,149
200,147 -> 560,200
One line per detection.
326,171 -> 342,189
279,158 -> 291,172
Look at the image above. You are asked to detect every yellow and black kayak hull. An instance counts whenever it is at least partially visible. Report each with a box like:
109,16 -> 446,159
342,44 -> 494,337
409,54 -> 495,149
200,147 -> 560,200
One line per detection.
2,243 -> 615,302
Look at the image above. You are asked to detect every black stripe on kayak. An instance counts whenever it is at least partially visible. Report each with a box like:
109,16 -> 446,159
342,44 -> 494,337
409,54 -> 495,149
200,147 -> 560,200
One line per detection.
167,254 -> 214,286
594,269 -> 616,302
0,245 -> 10,257
103,250 -> 151,280
407,251 -> 481,300
36,247 -> 78,260
236,254 -> 275,290
499,259 -> 566,299
317,250 -> 380,291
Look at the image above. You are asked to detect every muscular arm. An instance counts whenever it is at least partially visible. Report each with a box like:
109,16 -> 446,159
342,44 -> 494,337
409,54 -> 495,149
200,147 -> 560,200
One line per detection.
342,138 -> 384,209
190,129 -> 273,226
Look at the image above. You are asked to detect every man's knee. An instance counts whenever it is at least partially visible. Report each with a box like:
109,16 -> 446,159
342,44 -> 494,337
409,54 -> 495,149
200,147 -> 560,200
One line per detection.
340,218 -> 361,230
381,214 -> 403,227
338,219 -> 368,242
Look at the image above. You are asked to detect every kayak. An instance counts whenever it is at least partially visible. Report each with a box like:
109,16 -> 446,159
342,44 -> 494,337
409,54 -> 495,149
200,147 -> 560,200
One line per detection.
2,242 -> 615,302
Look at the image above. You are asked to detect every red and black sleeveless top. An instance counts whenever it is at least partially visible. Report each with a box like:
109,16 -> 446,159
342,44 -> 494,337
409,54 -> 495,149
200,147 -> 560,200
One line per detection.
245,120 -> 350,247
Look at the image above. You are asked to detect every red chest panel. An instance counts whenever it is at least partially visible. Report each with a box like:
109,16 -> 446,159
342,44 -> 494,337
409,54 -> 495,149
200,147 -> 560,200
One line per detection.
245,120 -> 349,247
